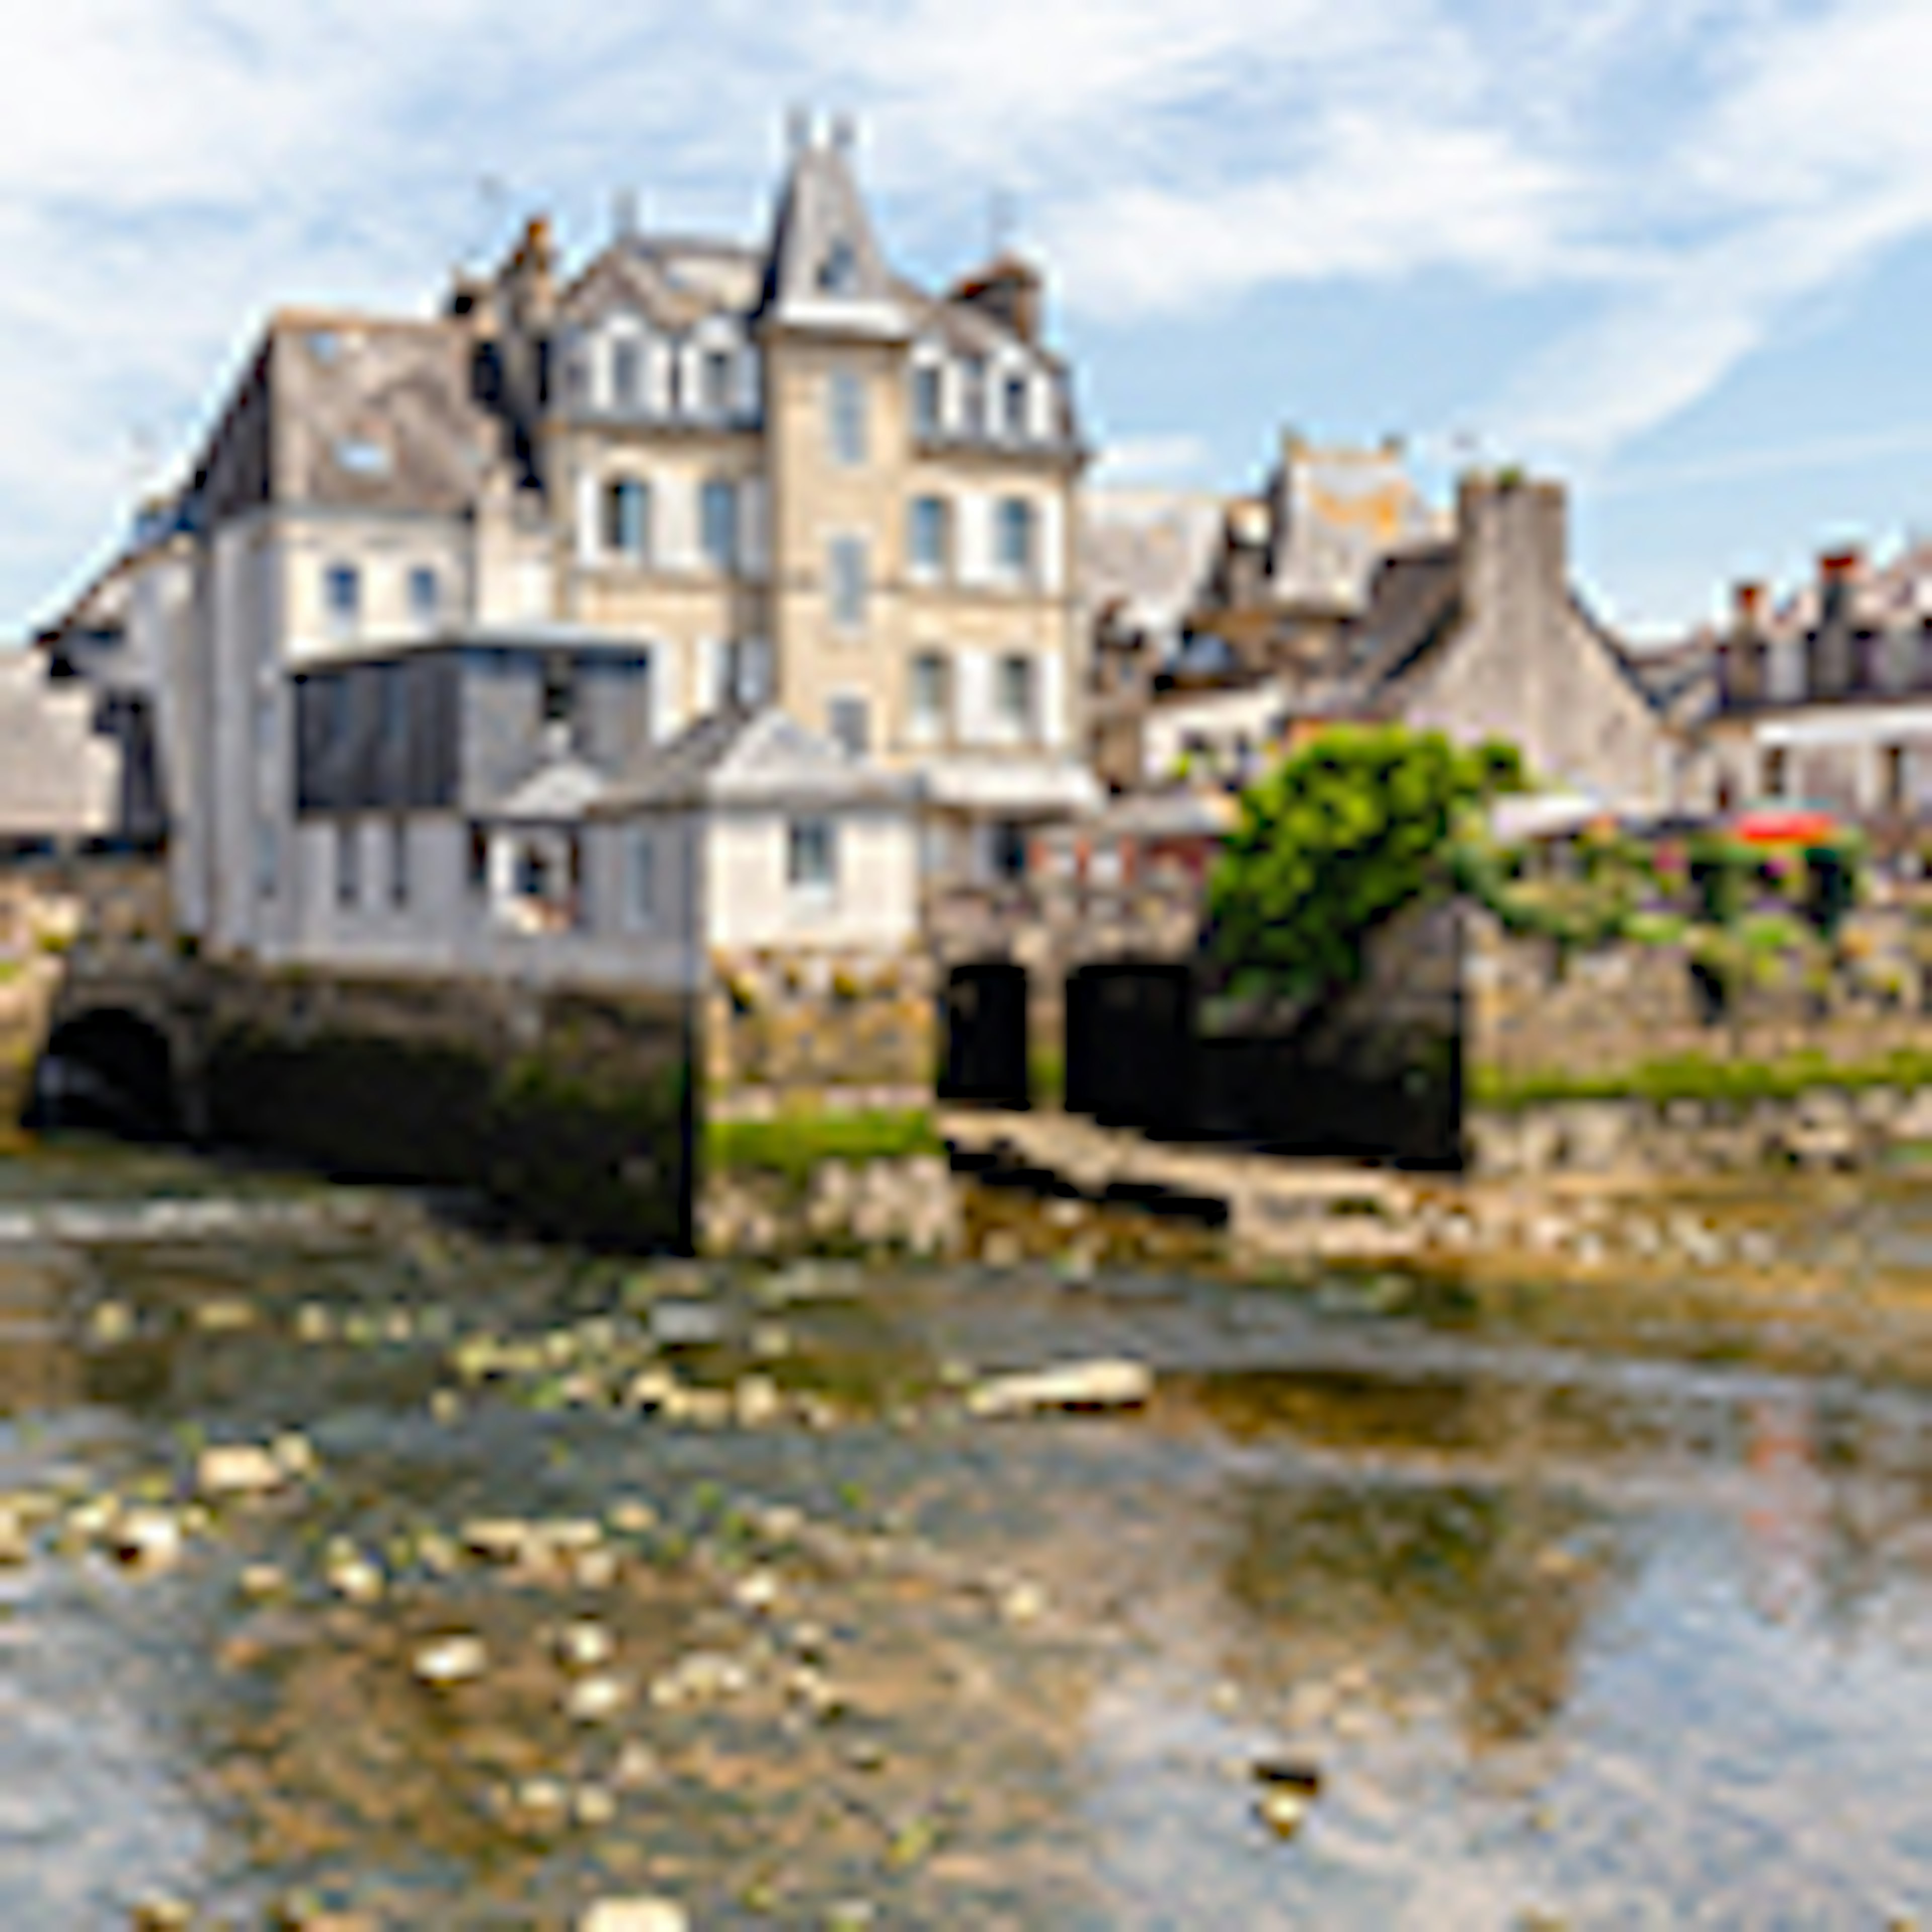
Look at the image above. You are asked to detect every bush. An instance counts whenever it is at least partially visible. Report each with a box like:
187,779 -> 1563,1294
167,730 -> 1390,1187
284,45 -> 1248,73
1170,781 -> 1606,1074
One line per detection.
1209,724 -> 1525,1003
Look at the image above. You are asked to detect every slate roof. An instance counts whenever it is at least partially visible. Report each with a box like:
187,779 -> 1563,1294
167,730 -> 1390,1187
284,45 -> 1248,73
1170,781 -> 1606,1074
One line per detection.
594,707 -> 920,813
0,655 -> 119,836
756,138 -> 906,331
266,315 -> 499,515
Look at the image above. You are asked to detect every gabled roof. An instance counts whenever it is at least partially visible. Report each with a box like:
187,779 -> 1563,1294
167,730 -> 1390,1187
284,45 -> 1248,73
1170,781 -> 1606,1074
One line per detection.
489,745 -> 609,822
557,243 -> 698,332
595,706 -> 920,813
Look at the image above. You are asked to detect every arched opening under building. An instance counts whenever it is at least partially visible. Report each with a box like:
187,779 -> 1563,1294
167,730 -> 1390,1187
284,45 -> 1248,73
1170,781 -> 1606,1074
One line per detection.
938,961 -> 1031,1108
28,1008 -> 181,1141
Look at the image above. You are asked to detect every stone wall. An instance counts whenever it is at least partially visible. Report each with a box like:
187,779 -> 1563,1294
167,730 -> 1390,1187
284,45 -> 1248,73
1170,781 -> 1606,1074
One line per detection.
704,946 -> 936,1122
199,966 -> 693,1249
1464,902 -> 1932,1091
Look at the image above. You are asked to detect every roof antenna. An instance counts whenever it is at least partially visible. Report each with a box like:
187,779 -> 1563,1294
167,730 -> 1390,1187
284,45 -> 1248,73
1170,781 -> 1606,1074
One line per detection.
988,187 -> 1017,261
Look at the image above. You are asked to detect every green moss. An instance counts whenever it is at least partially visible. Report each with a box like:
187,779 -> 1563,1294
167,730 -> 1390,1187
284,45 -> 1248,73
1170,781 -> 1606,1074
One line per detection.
1029,1046 -> 1064,1108
705,1107 -> 940,1189
1470,1045 -> 1932,1111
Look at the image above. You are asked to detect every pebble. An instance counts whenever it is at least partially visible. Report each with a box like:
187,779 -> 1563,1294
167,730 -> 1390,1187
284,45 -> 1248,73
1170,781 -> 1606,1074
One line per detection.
413,1634 -> 488,1688
129,1897 -> 192,1930
237,1563 -> 288,1603
557,1621 -> 615,1671
608,1498 -> 657,1536
579,1900 -> 689,1932
111,1508 -> 183,1573
566,1674 -> 628,1724
295,1303 -> 335,1343
573,1547 -> 620,1589
967,1357 -> 1153,1418
0,1506 -> 28,1567
572,1781 -> 617,1827
1000,1581 -> 1048,1626
192,1297 -> 256,1333
732,1567 -> 781,1615
429,1389 -> 463,1424
197,1443 -> 286,1499
89,1301 -> 137,1345
326,1553 -> 383,1604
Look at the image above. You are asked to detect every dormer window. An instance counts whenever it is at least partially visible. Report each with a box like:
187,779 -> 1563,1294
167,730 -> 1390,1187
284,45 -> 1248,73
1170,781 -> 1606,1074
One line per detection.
334,437 -> 390,477
819,238 -> 858,295
701,348 -> 734,417
960,356 -> 988,438
1002,372 -> 1029,440
611,338 -> 641,410
912,364 -> 942,440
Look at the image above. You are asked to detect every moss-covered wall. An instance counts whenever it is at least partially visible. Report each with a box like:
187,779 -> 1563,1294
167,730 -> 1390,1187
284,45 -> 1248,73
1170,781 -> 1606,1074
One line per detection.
200,968 -> 693,1251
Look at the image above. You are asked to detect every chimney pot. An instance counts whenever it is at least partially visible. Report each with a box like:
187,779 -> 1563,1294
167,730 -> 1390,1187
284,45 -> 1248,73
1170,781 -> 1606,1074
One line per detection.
1734,581 -> 1766,626
1820,546 -> 1864,586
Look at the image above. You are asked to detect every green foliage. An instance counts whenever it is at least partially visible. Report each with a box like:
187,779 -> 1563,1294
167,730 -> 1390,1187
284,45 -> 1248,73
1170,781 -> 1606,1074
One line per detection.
1471,1046 -> 1932,1111
705,1107 -> 940,1189
1210,724 -> 1526,1001
1685,832 -> 1756,924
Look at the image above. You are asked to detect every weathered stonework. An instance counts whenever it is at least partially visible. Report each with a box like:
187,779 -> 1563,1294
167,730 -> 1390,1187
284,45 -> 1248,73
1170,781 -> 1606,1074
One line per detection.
704,946 -> 936,1123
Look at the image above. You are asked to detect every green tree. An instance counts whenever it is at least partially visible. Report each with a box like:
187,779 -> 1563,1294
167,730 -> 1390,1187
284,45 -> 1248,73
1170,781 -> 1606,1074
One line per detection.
1208,724 -> 1525,1002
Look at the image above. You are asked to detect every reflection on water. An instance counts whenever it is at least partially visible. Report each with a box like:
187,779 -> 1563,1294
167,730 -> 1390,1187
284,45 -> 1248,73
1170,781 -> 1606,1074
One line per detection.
2,1144 -> 1932,1924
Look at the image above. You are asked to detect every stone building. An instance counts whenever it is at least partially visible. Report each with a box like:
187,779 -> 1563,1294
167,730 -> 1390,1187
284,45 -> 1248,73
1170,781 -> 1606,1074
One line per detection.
36,109 -> 1097,984
1705,543 -> 1932,830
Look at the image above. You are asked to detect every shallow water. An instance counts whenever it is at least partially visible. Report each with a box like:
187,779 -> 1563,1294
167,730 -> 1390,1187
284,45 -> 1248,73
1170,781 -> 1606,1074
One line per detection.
3,1142 -> 1932,1927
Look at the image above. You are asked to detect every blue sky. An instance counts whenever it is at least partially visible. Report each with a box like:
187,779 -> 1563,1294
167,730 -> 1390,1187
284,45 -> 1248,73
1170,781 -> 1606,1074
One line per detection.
11,0 -> 1932,641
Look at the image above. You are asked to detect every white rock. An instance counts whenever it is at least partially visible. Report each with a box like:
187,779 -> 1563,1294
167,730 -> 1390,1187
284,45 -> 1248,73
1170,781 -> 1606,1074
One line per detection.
564,1673 -> 628,1724
966,1357 -> 1153,1418
579,1899 -> 689,1932
413,1634 -> 488,1687
111,1508 -> 183,1572
197,1444 -> 286,1499
556,1621 -> 614,1671
327,1553 -> 383,1603
650,1300 -> 728,1347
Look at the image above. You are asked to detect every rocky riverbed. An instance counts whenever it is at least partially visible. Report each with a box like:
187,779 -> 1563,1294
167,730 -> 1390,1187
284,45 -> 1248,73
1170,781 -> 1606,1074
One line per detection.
5,1138 -> 1932,1926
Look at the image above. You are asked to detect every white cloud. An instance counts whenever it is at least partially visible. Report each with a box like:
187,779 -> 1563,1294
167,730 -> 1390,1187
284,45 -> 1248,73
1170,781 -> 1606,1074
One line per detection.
10,0 -> 1932,627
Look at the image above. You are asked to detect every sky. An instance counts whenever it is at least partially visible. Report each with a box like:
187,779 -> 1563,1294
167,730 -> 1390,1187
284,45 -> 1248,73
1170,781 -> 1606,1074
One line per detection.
10,0 -> 1932,642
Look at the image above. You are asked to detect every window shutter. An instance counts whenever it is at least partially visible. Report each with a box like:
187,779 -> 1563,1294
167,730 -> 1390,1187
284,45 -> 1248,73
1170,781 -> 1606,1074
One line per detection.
740,477 -> 768,579
1039,649 -> 1066,748
576,471 -> 600,565
956,648 -> 995,746
954,491 -> 989,589
1037,492 -> 1065,596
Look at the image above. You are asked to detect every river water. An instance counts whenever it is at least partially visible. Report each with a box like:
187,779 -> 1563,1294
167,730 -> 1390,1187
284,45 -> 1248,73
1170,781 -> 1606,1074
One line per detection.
3,1140 -> 1932,1928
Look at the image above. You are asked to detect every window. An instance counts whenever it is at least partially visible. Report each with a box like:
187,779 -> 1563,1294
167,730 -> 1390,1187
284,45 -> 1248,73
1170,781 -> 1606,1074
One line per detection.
335,820 -> 360,908
997,653 -> 1035,739
324,562 -> 360,639
960,356 -> 987,437
829,536 -> 868,635
910,652 -> 949,740
912,364 -> 943,439
611,337 -> 641,409
700,479 -> 738,571
1002,372 -> 1030,439
908,496 -> 949,577
828,694 -> 870,757
990,820 -> 1029,882
334,437 -> 390,477
1886,745 -> 1908,815
996,498 -> 1035,582
828,370 -> 867,467
604,477 -> 651,560
541,654 -> 577,730
701,348 -> 734,417
628,829 -> 656,926
787,817 -> 837,893
408,566 -> 440,625
1763,746 -> 1788,799
467,824 -> 489,894
389,818 -> 410,909
819,237 -> 857,295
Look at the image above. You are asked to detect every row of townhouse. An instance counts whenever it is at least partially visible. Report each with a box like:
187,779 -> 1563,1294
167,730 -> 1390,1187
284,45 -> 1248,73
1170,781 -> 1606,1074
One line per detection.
37,114 -> 1099,984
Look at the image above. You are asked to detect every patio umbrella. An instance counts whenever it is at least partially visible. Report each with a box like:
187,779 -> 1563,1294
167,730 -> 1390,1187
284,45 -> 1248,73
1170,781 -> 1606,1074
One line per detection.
1730,807 -> 1840,846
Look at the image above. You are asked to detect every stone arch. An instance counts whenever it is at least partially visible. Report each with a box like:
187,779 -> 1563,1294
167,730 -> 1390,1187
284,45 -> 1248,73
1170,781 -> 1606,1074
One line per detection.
29,1006 -> 181,1140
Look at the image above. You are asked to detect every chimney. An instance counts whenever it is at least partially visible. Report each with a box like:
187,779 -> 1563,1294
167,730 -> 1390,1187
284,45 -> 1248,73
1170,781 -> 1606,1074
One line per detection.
1733,581 -> 1766,632
1819,545 -> 1863,626
951,255 -> 1043,345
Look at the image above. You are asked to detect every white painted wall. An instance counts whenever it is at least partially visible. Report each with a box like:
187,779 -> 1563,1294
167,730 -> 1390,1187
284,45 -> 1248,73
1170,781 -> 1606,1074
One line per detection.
704,806 -> 918,951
